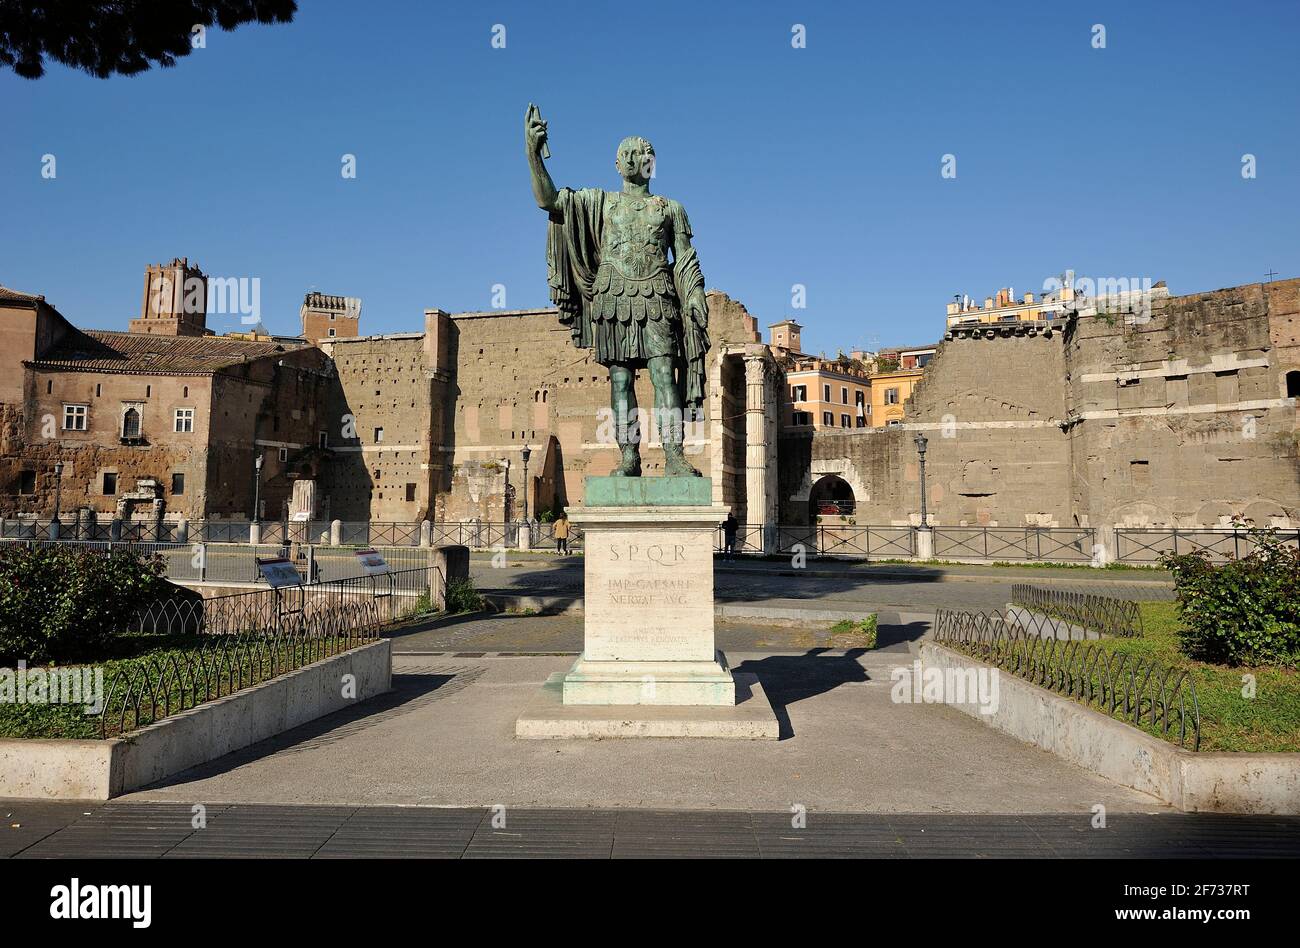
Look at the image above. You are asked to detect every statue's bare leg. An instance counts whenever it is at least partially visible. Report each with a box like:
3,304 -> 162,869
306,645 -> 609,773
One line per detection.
609,363 -> 641,477
648,354 -> 700,476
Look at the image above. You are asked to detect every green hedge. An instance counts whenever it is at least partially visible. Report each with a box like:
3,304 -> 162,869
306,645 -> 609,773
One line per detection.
1161,530 -> 1300,667
0,545 -> 166,663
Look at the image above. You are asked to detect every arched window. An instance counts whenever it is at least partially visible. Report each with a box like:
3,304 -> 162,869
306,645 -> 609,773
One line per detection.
1286,370 -> 1300,399
121,407 -> 141,439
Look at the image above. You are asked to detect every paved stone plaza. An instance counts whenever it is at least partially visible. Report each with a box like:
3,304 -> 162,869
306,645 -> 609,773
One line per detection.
5,802 -> 1299,858
106,627 -> 1163,812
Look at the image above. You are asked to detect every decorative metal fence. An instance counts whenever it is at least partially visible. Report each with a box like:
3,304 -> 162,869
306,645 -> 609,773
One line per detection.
931,526 -> 1095,562
933,609 -> 1199,750
100,623 -> 379,738
1114,527 -> 1300,564
105,566 -> 436,737
1009,584 -> 1143,638
780,524 -> 914,557
132,565 -> 433,637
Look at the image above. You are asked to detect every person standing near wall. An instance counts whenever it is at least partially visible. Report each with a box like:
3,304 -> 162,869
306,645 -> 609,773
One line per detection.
553,512 -> 571,555
722,510 -> 738,561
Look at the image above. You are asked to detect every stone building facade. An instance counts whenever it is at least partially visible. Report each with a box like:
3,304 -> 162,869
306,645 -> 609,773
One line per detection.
780,278 -> 1300,534
1,273 -> 333,527
428,290 -> 782,527
6,257 -> 1295,545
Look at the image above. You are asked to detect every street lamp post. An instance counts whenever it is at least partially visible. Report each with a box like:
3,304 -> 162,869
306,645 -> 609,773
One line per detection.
914,434 -> 929,528
51,461 -> 64,538
520,445 -> 532,524
253,453 -> 264,523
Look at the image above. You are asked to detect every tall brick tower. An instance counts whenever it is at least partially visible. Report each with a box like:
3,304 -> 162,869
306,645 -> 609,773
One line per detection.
129,257 -> 209,336
300,292 -> 360,343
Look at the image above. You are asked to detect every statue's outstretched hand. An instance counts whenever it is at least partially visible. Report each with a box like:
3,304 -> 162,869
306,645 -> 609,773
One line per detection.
525,103 -> 549,158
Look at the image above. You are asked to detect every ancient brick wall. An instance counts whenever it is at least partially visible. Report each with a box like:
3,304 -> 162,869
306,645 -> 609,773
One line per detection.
778,281 -> 1299,530
1065,279 -> 1300,528
436,290 -> 761,522
315,334 -> 434,522
781,330 -> 1073,526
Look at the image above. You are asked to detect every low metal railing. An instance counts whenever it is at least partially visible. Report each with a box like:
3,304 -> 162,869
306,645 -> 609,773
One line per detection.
932,526 -> 1095,562
100,625 -> 378,738
1114,527 -> 1300,564
1009,584 -> 1143,638
933,609 -> 1199,750
104,566 -> 437,737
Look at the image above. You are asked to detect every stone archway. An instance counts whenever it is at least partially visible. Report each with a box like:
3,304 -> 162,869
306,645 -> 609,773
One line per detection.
808,473 -> 856,523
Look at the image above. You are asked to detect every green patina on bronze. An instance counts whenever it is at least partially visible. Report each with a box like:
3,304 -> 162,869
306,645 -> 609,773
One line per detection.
526,103 -> 708,479
583,475 -> 713,507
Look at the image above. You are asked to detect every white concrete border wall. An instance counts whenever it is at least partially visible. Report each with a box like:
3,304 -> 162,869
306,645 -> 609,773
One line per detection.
0,640 -> 392,800
919,641 -> 1300,814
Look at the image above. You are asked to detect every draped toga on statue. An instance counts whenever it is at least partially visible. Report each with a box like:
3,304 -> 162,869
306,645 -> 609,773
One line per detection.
544,186 -> 709,411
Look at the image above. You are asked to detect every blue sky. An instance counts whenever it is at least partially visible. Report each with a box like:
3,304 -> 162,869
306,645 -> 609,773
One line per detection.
3,0 -> 1298,354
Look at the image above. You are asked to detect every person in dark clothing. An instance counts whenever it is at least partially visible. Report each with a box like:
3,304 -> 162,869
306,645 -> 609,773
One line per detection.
722,511 -> 739,561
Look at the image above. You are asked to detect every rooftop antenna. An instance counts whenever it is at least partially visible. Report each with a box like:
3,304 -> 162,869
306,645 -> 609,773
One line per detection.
1265,269 -> 1278,283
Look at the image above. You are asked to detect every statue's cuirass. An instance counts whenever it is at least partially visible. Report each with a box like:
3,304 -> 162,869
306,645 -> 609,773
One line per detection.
601,193 -> 672,280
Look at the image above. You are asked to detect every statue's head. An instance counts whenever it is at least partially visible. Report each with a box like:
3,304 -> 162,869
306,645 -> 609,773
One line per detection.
615,136 -> 655,184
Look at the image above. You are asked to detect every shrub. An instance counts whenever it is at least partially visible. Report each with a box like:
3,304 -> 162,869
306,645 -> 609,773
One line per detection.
444,577 -> 484,614
1161,529 -> 1300,667
0,544 -> 167,663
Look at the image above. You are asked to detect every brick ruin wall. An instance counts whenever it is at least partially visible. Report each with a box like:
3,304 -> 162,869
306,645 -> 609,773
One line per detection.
435,290 -> 761,522
315,335 -> 435,522
778,281 -> 1300,528
1066,279 -> 1300,528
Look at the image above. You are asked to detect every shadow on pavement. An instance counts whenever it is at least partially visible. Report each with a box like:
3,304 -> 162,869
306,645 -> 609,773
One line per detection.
133,667 -> 481,793
733,648 -> 871,739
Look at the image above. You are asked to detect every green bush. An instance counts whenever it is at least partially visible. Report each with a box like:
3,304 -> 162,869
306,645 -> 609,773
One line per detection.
0,545 -> 166,664
444,577 -> 484,614
1161,529 -> 1300,667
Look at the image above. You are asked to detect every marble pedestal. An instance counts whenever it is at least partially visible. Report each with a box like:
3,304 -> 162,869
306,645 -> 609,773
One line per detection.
515,476 -> 778,739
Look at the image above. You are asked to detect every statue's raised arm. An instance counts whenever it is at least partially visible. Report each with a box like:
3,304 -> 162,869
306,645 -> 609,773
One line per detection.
525,103 -> 558,213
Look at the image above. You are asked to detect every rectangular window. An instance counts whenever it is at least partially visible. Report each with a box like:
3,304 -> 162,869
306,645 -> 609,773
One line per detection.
841,387 -> 849,404
791,385 -> 807,402
405,483 -> 416,502
840,414 -> 851,428
792,411 -> 811,426
171,472 -> 185,495
328,328 -> 336,337
62,404 -> 87,431
823,384 -> 831,402
374,427 -> 384,443
278,447 -> 288,462
319,430 -> 328,448
822,411 -> 833,426
885,388 -> 900,405
174,408 -> 195,433
19,470 -> 36,494
856,416 -> 867,428
103,472 -> 117,495
855,391 -> 865,406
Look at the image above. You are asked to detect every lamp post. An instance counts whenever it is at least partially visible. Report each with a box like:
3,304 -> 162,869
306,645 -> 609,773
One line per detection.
914,434 -> 929,528
520,445 -> 532,523
51,461 -> 64,537
253,453 -> 264,523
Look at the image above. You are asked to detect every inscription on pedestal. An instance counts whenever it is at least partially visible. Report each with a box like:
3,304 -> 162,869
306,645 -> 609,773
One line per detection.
584,526 -> 716,662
